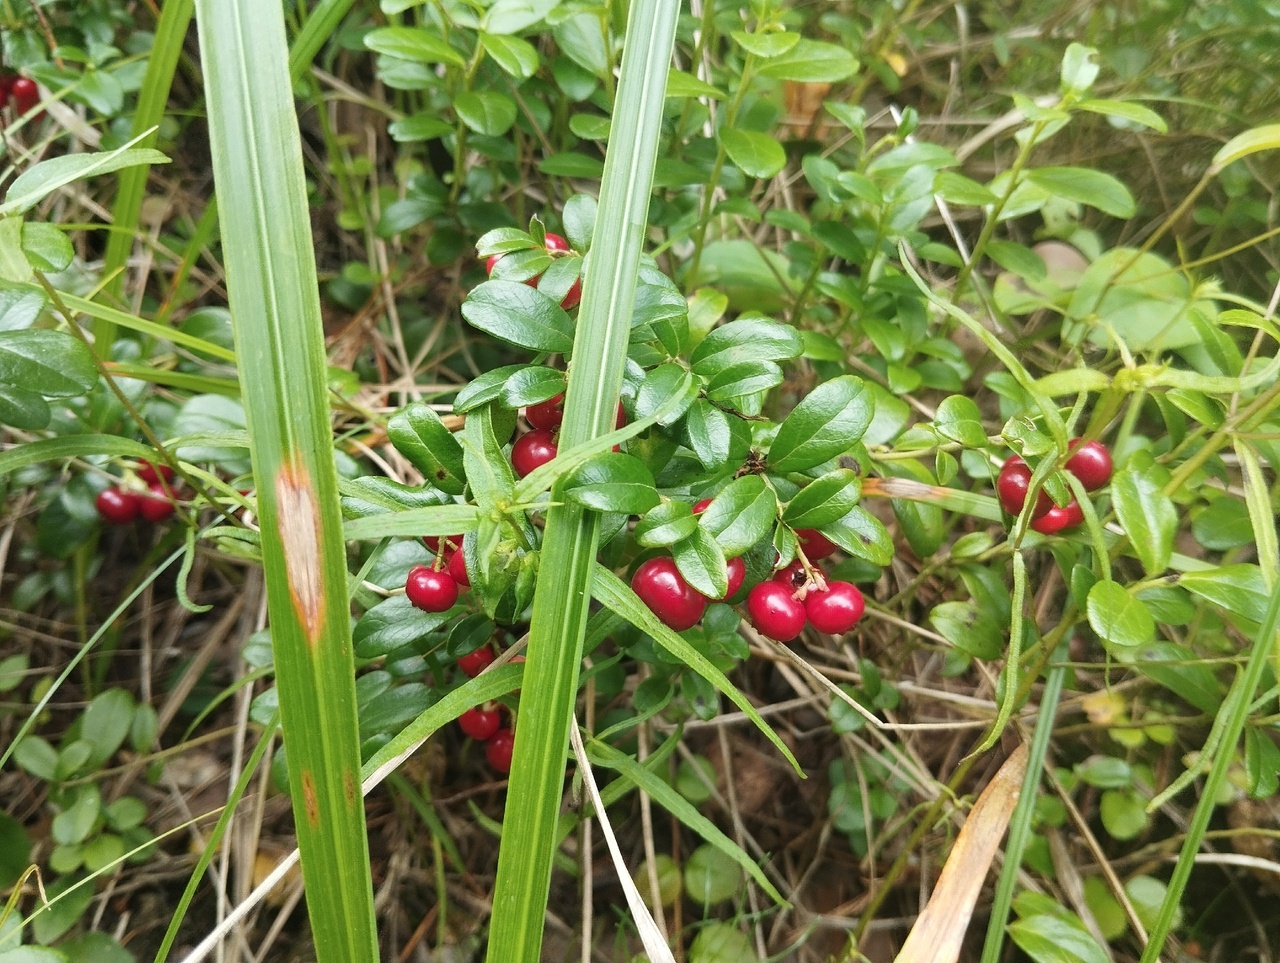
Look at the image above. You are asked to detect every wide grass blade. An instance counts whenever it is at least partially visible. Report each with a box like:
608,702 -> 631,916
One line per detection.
193,1 -> 378,959
485,1 -> 682,959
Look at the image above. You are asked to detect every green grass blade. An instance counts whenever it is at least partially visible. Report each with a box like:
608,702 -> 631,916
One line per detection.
193,1 -> 378,959
485,1 -> 682,959
289,0 -> 357,81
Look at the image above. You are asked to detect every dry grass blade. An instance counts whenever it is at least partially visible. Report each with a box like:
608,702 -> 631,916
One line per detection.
894,744 -> 1029,963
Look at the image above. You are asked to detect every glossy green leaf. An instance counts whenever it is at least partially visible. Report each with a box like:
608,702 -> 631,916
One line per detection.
1025,166 -> 1136,218
1177,564 -> 1271,625
690,316 -> 802,378
502,366 -> 565,407
1008,914 -> 1109,963
484,0 -> 560,34
461,279 -> 576,353
821,504 -> 894,565
665,69 -> 724,99
363,26 -> 465,67
479,31 -> 539,79
454,363 -> 526,412
455,90 -> 517,136
1100,788 -> 1148,840
387,402 -> 467,495
698,474 -> 777,557
934,395 -> 988,447
730,30 -> 799,58
1074,98 -> 1167,133
768,375 -> 872,472
388,113 -> 453,142
929,600 -> 1003,659
684,399 -> 750,471
1087,581 -> 1155,648
1245,728 -> 1280,799
636,363 -> 698,426
21,222 -> 74,272
635,500 -> 699,548
718,127 -> 786,179
0,145 -> 171,217
673,525 -> 729,599
353,595 -> 455,658
756,38 -> 858,82
1112,467 -> 1176,575
563,451 -> 659,514
0,384 -> 50,428
0,329 -> 97,397
1131,643 -> 1221,713
1211,123 -> 1280,171
782,469 -> 862,529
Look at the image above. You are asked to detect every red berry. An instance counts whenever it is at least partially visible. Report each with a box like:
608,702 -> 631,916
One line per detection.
544,232 -> 570,253
560,279 -> 582,310
447,548 -> 470,587
615,402 -> 626,429
1030,500 -> 1085,535
485,254 -> 502,275
486,728 -> 516,773
724,557 -> 746,599
1064,439 -> 1113,491
997,457 -> 1051,518
10,77 -> 37,114
137,483 -> 176,523
96,487 -> 140,525
805,582 -> 866,634
457,646 -> 495,677
525,394 -> 564,431
631,557 -> 706,631
137,461 -> 175,486
773,558 -> 807,588
692,498 -> 713,515
459,704 -> 502,741
745,582 -> 807,642
405,565 -> 458,612
0,75 -> 14,100
424,533 -> 461,556
796,529 -> 838,560
511,429 -> 557,477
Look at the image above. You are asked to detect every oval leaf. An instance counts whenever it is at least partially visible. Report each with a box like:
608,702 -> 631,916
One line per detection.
387,402 -> 467,495
563,451 -> 659,514
1112,467 -> 1176,576
782,469 -> 862,529
698,474 -> 777,557
0,329 -> 97,397
718,127 -> 786,179
768,375 -> 873,472
461,280 -> 576,353
1087,580 -> 1155,649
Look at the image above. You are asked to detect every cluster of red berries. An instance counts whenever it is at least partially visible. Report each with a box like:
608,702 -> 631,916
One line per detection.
631,500 -> 865,643
450,644 -> 517,773
510,394 -> 625,478
997,439 -> 1113,535
404,534 -> 470,612
0,75 -> 40,117
485,231 -> 581,309
95,463 -> 179,525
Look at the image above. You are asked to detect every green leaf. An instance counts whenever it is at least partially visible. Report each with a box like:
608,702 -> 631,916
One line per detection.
1074,98 -> 1167,133
387,113 -> 453,142
1,145 -> 171,216
501,366 -> 565,407
933,395 -> 987,447
0,811 -> 30,890
718,127 -> 786,179
821,504 -> 894,565
986,240 -> 1047,281
1177,564 -> 1271,625
30,876 -> 95,945
562,193 -> 596,251
1025,167 -> 1136,218
730,30 -> 799,58
484,0 -> 560,34
22,222 -> 74,272
81,688 -> 134,766
1059,42 -> 1099,93
0,329 -> 97,397
562,451 -> 659,514
684,399 -> 750,471
13,735 -> 57,780
1008,913 -> 1109,963
387,402 -> 467,495
353,595 -> 454,658
52,788 -> 101,846
0,384 -> 51,428
782,469 -> 862,529
635,500 -> 698,548
461,280 -> 576,353
933,170 -> 997,206
767,375 -> 872,472
1100,788 -> 1148,840
454,363 -> 526,412
1087,581 -> 1155,649
673,526 -> 729,599
0,216 -> 31,282
455,90 -> 517,136
698,475 -> 777,557
1131,642 -> 1222,713
756,38 -> 858,82
1112,467 -> 1176,575
635,363 -> 697,426
479,31 -> 539,80
1245,727 -> 1280,799
1212,123 -> 1280,171
690,316 -> 802,378
363,26 -> 465,67
665,69 -> 724,99
929,600 -> 1003,659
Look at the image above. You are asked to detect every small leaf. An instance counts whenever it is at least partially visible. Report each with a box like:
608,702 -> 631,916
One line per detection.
665,69 -> 725,99
563,452 -> 659,514
461,280 -> 576,353
1059,42 -> 1099,93
690,316 -> 802,378
1087,581 -> 1155,649
822,505 -> 894,565
1074,98 -> 1167,133
1212,123 -> 1280,171
479,31 -> 540,80
0,383 -> 51,428
1245,727 -> 1280,799
22,222 -> 74,272
684,399 -> 750,471
2,147 -> 170,216
1008,914 -> 1109,963
387,113 -> 453,143
718,127 -> 787,179
933,395 -> 988,447
673,526 -> 728,599
501,366 -> 565,407
455,90 -> 517,136
636,363 -> 697,426
782,469 -> 862,529
929,600 -> 1003,659
364,26 -> 466,67
454,363 -> 526,412
1100,788 -> 1148,840
985,240 -> 1047,281
768,375 -> 873,472
0,329 -> 97,397
698,475 -> 777,557
1112,467 -> 1177,575
729,30 -> 800,58
387,402 -> 467,495
1025,167 -> 1136,218
635,500 -> 699,548
756,38 -> 858,82
1177,564 -> 1271,625
354,595 -> 454,658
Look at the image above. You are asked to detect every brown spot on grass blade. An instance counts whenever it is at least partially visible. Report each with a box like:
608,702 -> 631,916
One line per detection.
301,769 -> 320,829
345,769 -> 358,808
893,744 -> 1029,963
274,462 -> 326,647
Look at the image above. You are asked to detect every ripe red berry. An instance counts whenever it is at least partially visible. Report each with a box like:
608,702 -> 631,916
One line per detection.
805,582 -> 866,634
796,528 -> 838,560
746,582 -> 807,642
424,533 -> 461,556
484,254 -> 502,275
561,279 -> 582,310
457,646 -> 495,677
615,402 -> 626,429
773,558 -> 808,588
525,394 -> 564,431
692,498 -> 713,515
511,429 -> 558,477
96,487 -> 140,525
137,461 -> 175,486
405,565 -> 458,612
447,548 -> 470,587
544,232 -> 570,253
1030,499 -> 1085,535
486,728 -> 516,773
1064,439 -> 1113,491
996,457 -> 1052,518
458,704 -> 502,741
137,483 -> 176,523
10,77 -> 38,114
724,557 -> 746,599
631,557 -> 707,631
